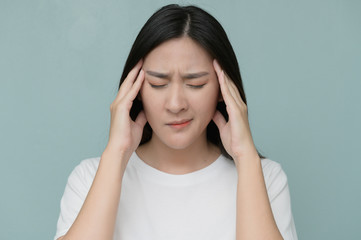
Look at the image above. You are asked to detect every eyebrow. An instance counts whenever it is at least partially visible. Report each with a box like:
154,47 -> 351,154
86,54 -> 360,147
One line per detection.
146,71 -> 209,79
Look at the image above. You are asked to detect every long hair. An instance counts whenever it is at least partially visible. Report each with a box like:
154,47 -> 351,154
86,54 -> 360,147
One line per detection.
119,4 -> 265,160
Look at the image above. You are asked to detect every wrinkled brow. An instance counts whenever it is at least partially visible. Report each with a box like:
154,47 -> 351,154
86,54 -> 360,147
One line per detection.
146,71 -> 209,79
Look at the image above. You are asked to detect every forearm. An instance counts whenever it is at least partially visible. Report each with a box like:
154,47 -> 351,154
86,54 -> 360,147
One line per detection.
62,148 -> 127,240
235,151 -> 283,240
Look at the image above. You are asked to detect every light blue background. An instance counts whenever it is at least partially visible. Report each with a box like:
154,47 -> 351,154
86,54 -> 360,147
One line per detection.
1,0 -> 360,239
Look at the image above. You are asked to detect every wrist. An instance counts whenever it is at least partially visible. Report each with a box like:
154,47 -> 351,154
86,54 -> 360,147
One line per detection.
104,144 -> 133,159
231,141 -> 259,160
233,149 -> 261,171
102,146 -> 133,173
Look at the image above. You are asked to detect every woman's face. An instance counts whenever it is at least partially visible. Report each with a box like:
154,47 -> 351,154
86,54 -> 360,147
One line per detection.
141,37 -> 220,150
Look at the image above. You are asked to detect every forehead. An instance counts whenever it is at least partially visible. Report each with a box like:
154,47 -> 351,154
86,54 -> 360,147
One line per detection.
143,37 -> 213,70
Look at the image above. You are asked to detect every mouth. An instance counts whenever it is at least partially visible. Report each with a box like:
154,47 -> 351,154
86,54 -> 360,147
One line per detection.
166,119 -> 193,129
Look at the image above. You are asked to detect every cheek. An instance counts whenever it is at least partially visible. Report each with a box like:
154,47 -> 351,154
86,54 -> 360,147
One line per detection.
192,85 -> 219,113
205,81 -> 220,103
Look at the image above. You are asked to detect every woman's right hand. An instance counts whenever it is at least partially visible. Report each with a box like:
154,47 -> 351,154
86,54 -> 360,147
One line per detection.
58,62 -> 146,240
106,60 -> 147,160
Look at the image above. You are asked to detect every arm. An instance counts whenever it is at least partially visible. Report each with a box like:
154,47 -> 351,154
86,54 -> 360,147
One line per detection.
60,149 -> 127,240
235,151 -> 283,240
58,61 -> 146,240
212,60 -> 283,240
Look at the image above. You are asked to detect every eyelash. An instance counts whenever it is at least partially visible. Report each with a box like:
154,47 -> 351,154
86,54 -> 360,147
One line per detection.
150,84 -> 166,88
188,84 -> 206,89
150,84 -> 206,89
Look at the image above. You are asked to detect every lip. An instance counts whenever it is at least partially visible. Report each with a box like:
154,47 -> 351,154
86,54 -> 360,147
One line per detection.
166,119 -> 193,129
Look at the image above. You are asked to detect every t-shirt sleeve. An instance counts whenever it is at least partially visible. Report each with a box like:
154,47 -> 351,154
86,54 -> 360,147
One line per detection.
262,159 -> 298,240
54,158 -> 99,240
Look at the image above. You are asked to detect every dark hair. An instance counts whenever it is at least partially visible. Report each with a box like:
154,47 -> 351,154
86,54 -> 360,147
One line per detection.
119,4 -> 265,160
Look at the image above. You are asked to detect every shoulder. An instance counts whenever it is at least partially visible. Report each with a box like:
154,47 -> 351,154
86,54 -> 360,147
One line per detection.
66,157 -> 101,186
72,157 -> 100,175
261,158 -> 286,179
260,158 -> 289,202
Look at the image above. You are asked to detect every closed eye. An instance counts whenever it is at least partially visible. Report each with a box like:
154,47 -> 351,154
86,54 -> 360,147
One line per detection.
149,83 -> 167,88
187,84 -> 206,89
149,83 -> 206,89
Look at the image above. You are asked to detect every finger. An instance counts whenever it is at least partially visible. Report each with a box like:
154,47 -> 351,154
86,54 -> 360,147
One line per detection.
124,59 -> 143,86
213,59 -> 222,75
212,110 -> 227,130
117,60 -> 143,100
125,69 -> 145,102
213,60 -> 230,102
135,110 -> 147,128
214,59 -> 245,109
214,64 -> 238,110
224,74 -> 243,108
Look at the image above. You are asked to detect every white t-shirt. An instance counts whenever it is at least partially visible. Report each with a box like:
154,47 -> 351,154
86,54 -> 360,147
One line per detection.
54,153 -> 298,240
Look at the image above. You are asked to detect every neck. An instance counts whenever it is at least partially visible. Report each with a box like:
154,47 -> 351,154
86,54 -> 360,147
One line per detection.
136,134 -> 220,175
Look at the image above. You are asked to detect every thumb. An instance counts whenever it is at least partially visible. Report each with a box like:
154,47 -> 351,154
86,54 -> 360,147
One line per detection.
212,111 -> 226,130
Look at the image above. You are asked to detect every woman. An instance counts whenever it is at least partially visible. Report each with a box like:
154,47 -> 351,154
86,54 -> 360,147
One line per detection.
54,4 -> 297,240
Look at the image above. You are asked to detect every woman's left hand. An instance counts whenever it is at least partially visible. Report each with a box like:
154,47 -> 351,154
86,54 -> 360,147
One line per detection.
212,60 -> 259,163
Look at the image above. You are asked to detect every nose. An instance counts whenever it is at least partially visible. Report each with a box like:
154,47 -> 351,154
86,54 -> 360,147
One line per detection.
165,83 -> 188,114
